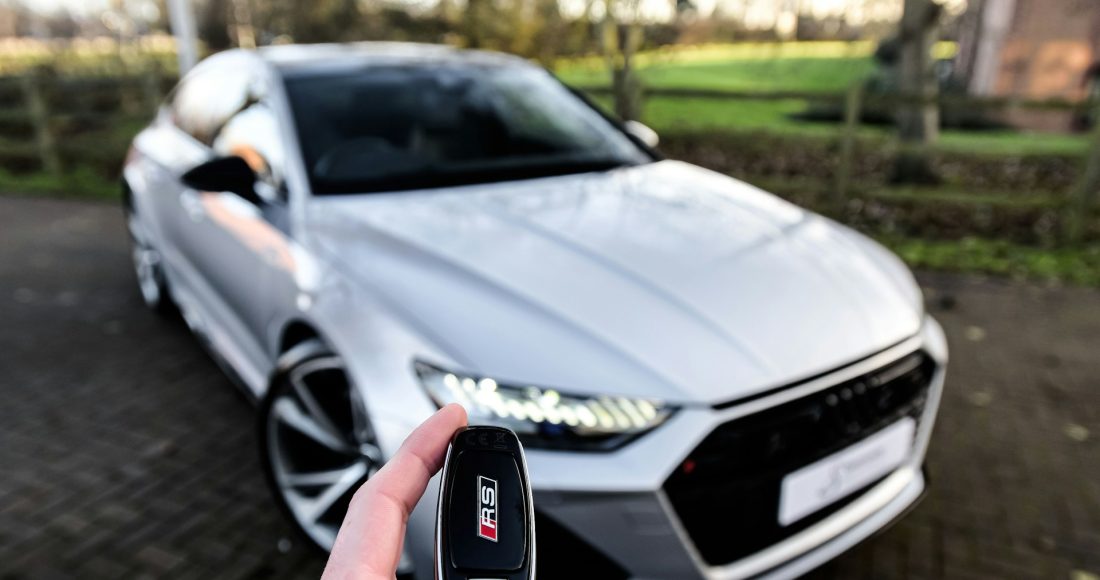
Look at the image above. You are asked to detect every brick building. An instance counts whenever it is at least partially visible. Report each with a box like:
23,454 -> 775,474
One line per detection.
955,0 -> 1100,130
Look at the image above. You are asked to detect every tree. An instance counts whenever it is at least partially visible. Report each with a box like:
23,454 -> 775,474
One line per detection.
247,0 -> 361,44
531,0 -> 568,66
197,0 -> 232,51
463,0 -> 488,48
893,0 -> 944,184
229,0 -> 256,48
603,0 -> 644,121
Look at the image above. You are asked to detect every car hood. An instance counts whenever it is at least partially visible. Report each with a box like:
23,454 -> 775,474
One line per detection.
306,160 -> 922,406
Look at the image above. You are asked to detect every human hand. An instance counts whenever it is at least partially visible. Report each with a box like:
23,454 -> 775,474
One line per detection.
321,403 -> 468,580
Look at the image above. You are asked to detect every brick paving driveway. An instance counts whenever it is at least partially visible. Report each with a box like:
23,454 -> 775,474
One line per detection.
1,196 -> 1098,579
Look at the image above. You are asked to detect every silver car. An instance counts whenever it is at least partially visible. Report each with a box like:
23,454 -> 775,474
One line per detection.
122,42 -> 947,579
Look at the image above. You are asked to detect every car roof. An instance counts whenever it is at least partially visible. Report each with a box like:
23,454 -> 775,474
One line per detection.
255,42 -> 535,75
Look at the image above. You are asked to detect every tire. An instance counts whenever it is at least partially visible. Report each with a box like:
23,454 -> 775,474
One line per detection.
258,340 -> 385,555
125,205 -> 174,316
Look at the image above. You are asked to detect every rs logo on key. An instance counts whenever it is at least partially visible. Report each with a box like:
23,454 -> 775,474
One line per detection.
477,475 -> 498,542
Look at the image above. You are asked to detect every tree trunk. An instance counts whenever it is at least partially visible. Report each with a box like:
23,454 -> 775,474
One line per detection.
534,0 -> 565,66
230,0 -> 256,48
464,0 -> 486,48
893,0 -> 943,184
604,3 -> 642,123
1067,103 -> 1100,242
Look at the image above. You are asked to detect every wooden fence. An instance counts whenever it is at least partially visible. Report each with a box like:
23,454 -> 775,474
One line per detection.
0,68 -> 171,192
2,70 -> 1099,243
580,83 -> 1100,243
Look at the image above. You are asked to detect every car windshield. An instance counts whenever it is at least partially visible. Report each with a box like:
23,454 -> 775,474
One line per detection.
283,64 -> 651,195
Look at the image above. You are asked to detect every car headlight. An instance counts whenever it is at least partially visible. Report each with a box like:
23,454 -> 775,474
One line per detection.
414,361 -> 675,451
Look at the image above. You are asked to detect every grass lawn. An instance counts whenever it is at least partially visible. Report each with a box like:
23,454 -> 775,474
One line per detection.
558,43 -> 1091,157
0,166 -> 117,200
559,56 -> 874,94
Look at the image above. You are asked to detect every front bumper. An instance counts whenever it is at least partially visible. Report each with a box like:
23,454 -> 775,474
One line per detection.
528,317 -> 947,579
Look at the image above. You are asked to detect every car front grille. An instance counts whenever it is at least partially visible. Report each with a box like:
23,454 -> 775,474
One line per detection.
663,350 -> 935,566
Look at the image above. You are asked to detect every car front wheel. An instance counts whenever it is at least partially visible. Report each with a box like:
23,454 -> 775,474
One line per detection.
258,340 -> 384,553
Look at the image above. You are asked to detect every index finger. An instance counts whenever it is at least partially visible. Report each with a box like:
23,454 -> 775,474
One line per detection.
322,404 -> 467,580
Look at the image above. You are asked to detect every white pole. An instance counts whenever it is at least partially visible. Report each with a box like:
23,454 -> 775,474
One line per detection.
166,0 -> 199,74
969,0 -> 1016,96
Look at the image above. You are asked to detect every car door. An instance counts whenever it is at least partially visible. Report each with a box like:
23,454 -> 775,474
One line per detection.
199,79 -> 297,386
163,56 -> 293,389
137,65 -> 222,324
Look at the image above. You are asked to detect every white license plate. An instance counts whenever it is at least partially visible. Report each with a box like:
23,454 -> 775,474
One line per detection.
778,417 -> 915,526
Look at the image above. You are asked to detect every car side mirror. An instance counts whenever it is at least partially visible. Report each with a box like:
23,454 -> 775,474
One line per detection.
624,120 -> 659,149
180,156 -> 262,205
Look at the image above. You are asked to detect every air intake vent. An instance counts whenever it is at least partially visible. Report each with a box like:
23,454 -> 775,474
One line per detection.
663,352 -> 935,566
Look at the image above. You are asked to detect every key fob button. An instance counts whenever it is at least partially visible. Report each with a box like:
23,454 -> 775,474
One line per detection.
446,450 -> 526,571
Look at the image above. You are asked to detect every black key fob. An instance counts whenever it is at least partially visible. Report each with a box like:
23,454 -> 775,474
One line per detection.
435,426 -> 535,580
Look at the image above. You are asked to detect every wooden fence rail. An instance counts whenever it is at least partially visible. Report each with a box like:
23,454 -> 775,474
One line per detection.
575,85 -> 1095,112
1,70 -> 167,180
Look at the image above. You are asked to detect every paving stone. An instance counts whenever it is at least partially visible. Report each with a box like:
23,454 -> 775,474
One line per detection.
2,196 -> 1098,579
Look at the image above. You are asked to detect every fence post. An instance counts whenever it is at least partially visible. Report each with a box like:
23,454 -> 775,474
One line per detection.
1067,110 -> 1100,243
835,81 -> 864,212
142,64 -> 162,116
20,70 -> 61,177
